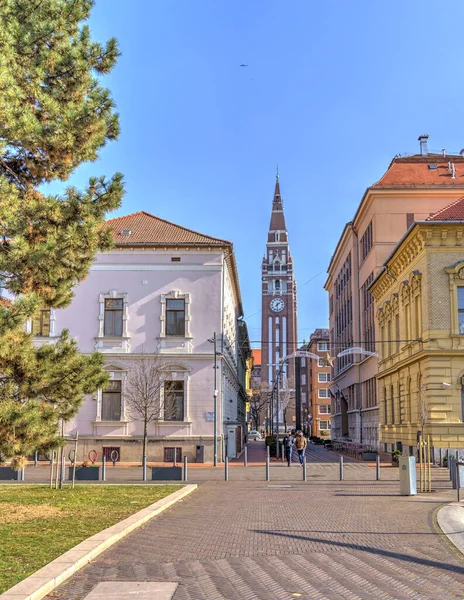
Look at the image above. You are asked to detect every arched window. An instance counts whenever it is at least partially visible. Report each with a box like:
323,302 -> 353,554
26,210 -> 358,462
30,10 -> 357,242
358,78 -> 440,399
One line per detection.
275,231 -> 280,242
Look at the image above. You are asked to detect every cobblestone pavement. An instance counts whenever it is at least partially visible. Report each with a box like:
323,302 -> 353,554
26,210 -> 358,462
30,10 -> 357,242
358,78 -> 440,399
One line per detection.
49,462 -> 464,600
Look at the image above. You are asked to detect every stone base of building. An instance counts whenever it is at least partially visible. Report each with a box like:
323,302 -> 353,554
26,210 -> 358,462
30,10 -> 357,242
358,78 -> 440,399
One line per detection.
63,436 -> 224,464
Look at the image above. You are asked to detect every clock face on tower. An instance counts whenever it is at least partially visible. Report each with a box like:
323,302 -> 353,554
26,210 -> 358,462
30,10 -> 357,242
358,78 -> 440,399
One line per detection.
270,298 -> 285,312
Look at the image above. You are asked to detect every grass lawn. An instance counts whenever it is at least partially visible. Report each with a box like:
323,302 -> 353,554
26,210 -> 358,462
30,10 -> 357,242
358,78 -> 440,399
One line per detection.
0,484 -> 181,593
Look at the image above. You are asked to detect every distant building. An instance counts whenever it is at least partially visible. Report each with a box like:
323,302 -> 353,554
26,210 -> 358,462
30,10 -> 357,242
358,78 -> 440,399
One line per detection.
300,329 -> 331,437
33,211 -> 250,462
261,175 -> 298,429
370,199 -> 464,454
325,135 -> 464,447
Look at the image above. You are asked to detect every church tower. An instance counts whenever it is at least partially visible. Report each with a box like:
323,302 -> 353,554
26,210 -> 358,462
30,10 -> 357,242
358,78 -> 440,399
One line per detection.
261,174 -> 298,415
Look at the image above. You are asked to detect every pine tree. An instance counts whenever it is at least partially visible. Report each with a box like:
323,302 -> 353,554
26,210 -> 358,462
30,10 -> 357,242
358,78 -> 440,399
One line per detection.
0,0 -> 124,463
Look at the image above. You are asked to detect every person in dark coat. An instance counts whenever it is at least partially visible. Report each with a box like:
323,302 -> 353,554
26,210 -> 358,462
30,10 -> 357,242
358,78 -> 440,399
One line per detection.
283,431 -> 294,466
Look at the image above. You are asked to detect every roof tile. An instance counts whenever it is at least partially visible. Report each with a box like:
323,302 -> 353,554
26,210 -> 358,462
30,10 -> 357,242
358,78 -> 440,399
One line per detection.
372,154 -> 464,188
103,211 -> 232,246
426,197 -> 464,221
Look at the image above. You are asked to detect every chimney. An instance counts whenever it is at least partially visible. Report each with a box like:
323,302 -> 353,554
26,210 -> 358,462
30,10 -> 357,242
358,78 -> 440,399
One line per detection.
443,149 -> 447,158
452,163 -> 456,179
418,134 -> 429,155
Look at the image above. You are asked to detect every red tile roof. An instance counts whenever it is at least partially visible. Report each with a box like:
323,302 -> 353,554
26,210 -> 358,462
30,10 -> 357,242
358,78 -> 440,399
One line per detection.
372,155 -> 464,188
103,211 -> 232,246
426,197 -> 464,221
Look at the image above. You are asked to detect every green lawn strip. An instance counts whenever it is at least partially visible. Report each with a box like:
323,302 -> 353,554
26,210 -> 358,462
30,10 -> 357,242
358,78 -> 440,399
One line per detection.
0,485 -> 181,593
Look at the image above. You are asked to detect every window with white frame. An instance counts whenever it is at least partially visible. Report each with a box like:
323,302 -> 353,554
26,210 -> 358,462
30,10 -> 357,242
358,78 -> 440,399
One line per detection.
104,298 -> 124,336
319,405 -> 332,414
317,342 -> 329,352
164,380 -> 184,421
96,291 -> 129,352
318,372 -> 331,383
301,357 -> 306,367
301,374 -> 306,385
32,308 -> 51,337
318,389 -> 328,398
319,420 -> 331,430
166,299 -> 185,336
160,291 -> 191,339
317,357 -> 327,367
101,380 -> 122,421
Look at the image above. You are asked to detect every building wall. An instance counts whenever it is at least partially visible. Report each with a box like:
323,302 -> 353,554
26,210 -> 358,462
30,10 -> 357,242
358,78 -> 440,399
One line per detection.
371,223 -> 464,452
326,189 -> 464,446
308,334 -> 331,437
34,247 -> 246,462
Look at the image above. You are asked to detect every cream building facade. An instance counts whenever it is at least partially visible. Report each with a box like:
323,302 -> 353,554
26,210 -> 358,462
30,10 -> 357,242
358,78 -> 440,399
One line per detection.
370,200 -> 464,453
325,135 -> 464,447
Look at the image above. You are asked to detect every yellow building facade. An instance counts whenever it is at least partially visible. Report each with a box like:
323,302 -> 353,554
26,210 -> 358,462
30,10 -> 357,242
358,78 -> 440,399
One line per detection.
370,213 -> 464,452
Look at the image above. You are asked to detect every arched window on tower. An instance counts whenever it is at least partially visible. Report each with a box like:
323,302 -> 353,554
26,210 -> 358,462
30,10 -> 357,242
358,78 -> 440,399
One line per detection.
275,231 -> 280,242
275,280 -> 281,292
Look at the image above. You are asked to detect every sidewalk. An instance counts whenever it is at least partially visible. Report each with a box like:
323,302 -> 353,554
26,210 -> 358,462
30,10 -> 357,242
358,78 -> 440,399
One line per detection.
46,462 -> 464,600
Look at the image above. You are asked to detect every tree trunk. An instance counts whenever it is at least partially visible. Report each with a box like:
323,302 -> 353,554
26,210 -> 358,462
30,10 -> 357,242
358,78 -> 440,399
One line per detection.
143,415 -> 148,481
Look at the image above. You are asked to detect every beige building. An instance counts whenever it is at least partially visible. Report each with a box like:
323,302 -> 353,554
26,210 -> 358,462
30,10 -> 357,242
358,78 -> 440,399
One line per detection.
370,199 -> 464,454
325,135 -> 464,447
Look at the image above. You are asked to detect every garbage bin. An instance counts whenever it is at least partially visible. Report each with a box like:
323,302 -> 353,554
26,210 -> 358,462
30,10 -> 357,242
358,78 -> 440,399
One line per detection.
399,456 -> 417,495
196,444 -> 205,463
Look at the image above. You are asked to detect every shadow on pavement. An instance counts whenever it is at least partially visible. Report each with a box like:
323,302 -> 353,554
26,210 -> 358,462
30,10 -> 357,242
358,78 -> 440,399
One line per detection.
252,529 -> 464,574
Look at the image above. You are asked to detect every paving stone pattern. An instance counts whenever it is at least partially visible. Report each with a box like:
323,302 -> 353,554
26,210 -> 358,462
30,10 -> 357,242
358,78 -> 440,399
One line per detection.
50,457 -> 464,600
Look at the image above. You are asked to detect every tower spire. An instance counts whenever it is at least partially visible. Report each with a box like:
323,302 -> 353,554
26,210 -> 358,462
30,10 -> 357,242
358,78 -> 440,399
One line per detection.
268,174 -> 287,241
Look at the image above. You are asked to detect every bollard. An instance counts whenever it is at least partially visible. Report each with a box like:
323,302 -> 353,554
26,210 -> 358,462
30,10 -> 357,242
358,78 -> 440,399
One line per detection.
142,456 -> 147,482
266,446 -> 270,481
303,455 -> 307,481
339,455 -> 344,481
244,446 -> 248,467
34,451 -> 38,467
173,448 -> 177,468
183,456 -> 188,481
225,456 -> 229,481
376,455 -> 381,481
281,442 -> 285,463
102,455 -> 106,481
61,454 -> 66,486
457,462 -> 461,503
21,468 -> 25,482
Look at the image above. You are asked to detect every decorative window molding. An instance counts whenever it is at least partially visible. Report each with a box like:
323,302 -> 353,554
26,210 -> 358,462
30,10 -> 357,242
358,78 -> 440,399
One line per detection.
95,363 -> 128,423
158,290 -> 192,353
445,261 -> 464,335
95,290 -> 130,353
28,308 -> 57,345
159,362 -> 191,422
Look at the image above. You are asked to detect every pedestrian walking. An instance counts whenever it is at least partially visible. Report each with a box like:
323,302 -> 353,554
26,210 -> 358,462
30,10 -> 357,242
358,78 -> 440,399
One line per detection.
295,431 -> 307,465
283,431 -> 294,466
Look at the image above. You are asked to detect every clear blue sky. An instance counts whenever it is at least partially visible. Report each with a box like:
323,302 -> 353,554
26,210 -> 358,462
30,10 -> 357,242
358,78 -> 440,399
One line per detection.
65,0 -> 464,347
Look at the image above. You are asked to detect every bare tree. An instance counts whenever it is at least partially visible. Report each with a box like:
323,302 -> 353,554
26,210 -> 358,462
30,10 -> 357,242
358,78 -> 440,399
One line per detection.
250,383 -> 271,430
417,383 -> 428,438
124,354 -> 177,477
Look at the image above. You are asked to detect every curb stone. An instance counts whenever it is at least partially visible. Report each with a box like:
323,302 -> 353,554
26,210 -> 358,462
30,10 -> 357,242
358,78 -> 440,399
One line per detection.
437,502 -> 464,556
0,484 -> 197,600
